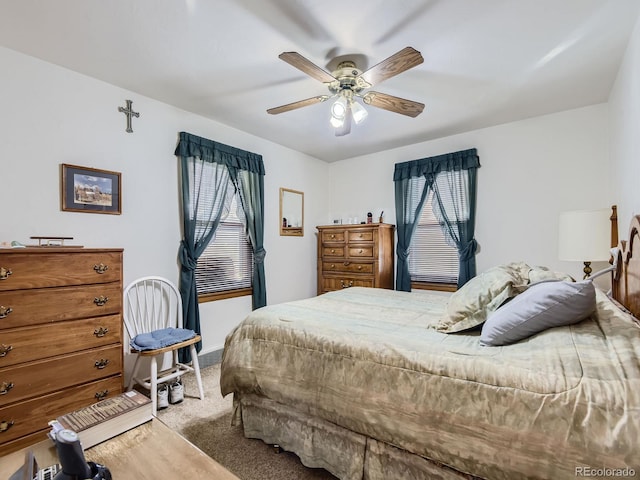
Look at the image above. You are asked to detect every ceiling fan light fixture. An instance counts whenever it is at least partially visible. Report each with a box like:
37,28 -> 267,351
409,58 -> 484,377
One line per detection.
329,115 -> 345,128
330,96 -> 348,120
350,100 -> 368,124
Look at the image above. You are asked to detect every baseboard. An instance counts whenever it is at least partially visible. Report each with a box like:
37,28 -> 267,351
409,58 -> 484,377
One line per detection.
197,348 -> 223,368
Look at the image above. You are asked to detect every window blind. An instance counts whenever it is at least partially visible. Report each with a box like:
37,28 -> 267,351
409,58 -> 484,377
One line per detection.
408,188 -> 459,285
196,194 -> 253,295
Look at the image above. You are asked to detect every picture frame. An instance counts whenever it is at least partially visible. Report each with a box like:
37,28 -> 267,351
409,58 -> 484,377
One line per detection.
61,164 -> 122,215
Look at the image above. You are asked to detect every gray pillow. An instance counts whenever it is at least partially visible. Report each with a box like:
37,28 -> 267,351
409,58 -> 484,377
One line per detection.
480,280 -> 596,346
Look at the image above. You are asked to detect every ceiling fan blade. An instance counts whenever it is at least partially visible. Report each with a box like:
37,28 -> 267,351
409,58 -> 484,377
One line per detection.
267,95 -> 329,115
279,52 -> 337,84
357,47 -> 424,87
335,106 -> 352,137
362,91 -> 424,118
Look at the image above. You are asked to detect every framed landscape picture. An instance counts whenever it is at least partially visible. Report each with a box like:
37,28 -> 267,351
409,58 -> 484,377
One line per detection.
61,164 -> 121,214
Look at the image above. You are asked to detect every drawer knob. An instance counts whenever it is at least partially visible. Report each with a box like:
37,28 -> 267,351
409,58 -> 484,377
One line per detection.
330,264 -> 335,269
343,261 -> 350,266
0,306 -> 12,319
0,344 -> 12,357
357,265 -> 362,270
0,267 -> 11,280
93,263 -> 109,274
94,359 -> 110,369
0,381 -> 14,395
340,280 -> 354,289
359,249 -> 363,253
359,233 -> 363,238
0,420 -> 14,433
330,234 -> 335,239
331,249 -> 335,253
95,389 -> 109,401
94,296 -> 109,306
94,326 -> 109,337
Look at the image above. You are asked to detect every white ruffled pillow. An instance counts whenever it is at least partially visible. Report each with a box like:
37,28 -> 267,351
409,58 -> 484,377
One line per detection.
437,262 -> 531,333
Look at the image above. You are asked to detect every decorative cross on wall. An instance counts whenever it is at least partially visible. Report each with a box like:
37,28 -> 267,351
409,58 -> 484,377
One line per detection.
118,99 -> 140,133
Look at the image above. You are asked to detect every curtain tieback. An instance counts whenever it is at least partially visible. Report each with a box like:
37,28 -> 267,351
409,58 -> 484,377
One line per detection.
178,241 -> 198,270
254,247 -> 267,264
459,239 -> 478,260
396,248 -> 410,260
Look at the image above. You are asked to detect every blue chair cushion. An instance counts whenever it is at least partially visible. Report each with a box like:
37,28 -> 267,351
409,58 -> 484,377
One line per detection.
130,327 -> 196,351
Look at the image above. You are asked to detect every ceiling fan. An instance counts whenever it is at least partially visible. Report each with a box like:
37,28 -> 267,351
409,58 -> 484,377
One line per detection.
267,47 -> 425,136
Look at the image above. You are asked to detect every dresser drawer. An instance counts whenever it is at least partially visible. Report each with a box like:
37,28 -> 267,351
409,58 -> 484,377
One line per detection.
322,247 -> 345,257
321,231 -> 345,243
0,251 -> 121,291
322,277 -> 374,291
0,375 -> 123,449
0,283 -> 121,329
348,229 -> 374,242
0,315 -> 121,368
348,246 -> 374,258
0,344 -> 122,407
323,262 -> 374,274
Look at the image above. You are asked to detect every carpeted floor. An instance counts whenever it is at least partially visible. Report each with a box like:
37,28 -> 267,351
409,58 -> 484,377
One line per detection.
155,364 -> 337,480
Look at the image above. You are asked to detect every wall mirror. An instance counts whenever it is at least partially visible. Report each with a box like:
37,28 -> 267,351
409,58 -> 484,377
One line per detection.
280,188 -> 304,236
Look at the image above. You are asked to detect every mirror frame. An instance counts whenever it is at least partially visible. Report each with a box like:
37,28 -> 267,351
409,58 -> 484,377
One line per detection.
279,187 -> 304,237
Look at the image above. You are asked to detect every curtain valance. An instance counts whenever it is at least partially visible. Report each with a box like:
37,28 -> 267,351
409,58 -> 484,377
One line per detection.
393,148 -> 480,181
175,131 -> 265,175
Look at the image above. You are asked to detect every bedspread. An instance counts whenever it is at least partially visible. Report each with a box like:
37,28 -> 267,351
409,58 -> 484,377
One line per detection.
220,287 -> 640,479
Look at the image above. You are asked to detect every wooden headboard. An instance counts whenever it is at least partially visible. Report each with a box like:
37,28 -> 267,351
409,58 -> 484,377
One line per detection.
611,205 -> 640,319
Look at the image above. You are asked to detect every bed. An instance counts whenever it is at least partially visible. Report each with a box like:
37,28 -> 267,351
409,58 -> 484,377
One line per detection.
220,211 -> 640,480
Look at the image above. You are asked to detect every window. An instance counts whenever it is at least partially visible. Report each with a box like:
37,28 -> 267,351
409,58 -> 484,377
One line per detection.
195,193 -> 253,301
408,189 -> 459,289
395,149 -> 478,292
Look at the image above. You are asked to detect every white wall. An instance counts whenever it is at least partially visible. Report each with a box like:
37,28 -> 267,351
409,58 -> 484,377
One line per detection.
329,104 -> 612,282
0,46 -> 328,357
609,13 -> 640,228
1,39 -> 630,364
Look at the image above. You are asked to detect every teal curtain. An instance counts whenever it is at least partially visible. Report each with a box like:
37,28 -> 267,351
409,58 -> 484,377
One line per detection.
431,168 -> 479,287
394,175 -> 432,291
393,148 -> 480,291
174,132 -> 266,361
229,169 -> 267,310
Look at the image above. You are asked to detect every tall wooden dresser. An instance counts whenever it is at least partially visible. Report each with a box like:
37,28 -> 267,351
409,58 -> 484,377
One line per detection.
0,248 -> 124,454
317,223 -> 395,295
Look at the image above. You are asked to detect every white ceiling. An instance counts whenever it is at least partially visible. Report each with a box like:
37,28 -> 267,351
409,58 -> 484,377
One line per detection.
1,0 -> 638,162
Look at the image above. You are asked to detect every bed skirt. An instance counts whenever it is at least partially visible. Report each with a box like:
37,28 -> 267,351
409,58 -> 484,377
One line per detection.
235,394 -> 478,480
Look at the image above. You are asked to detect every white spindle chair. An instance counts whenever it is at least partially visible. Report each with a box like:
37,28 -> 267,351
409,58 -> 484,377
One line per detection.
123,276 -> 204,414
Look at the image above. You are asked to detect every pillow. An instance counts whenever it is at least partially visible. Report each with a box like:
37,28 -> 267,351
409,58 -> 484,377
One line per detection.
480,280 -> 596,346
528,265 -> 574,284
437,262 -> 531,333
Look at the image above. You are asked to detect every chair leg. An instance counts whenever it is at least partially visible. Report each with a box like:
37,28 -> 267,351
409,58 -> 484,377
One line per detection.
127,355 -> 142,391
150,356 -> 158,416
189,344 -> 205,400
172,349 -> 179,369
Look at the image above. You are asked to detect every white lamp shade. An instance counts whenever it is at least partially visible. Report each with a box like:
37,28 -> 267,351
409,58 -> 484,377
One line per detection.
331,96 -> 348,119
329,115 -> 344,128
351,101 -> 368,124
558,208 -> 611,262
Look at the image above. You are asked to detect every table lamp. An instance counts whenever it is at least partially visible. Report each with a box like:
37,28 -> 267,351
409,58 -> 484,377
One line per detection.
558,208 -> 611,279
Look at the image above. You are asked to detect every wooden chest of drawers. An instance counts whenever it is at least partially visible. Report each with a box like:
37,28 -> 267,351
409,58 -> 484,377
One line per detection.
317,224 -> 395,294
0,248 -> 124,454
